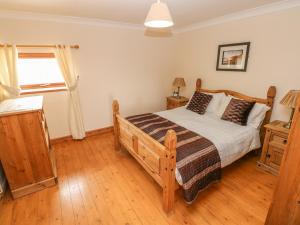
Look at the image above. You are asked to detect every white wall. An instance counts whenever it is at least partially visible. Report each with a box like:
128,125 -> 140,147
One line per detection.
1,6 -> 299,138
0,19 -> 176,138
175,7 -> 300,122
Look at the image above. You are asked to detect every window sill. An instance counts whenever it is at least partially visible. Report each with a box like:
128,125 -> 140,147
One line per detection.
20,87 -> 68,95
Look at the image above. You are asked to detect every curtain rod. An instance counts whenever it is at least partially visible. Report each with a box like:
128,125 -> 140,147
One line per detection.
0,44 -> 79,49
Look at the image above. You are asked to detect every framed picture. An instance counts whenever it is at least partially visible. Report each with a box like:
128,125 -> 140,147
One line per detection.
216,42 -> 250,72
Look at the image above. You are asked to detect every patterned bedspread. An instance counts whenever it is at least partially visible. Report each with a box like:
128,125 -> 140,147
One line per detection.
126,113 -> 221,203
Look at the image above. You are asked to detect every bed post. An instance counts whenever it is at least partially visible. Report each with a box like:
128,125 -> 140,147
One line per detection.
261,86 -> 276,142
112,100 -> 120,151
163,129 -> 177,213
196,78 -> 202,92
265,86 -> 276,123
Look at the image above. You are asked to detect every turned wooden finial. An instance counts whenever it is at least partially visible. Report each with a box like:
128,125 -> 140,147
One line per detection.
267,86 -> 276,99
112,100 -> 119,115
267,86 -> 276,107
196,78 -> 202,91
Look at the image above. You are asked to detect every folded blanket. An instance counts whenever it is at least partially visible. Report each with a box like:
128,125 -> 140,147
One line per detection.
126,113 -> 221,203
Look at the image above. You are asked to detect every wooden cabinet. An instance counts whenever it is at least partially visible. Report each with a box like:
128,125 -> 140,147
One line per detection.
257,120 -> 289,175
166,96 -> 189,110
0,96 -> 57,198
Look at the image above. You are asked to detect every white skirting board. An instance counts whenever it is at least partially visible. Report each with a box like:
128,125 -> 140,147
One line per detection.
0,164 -> 6,199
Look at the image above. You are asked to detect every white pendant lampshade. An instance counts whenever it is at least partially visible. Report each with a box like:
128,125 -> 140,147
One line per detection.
144,0 -> 174,28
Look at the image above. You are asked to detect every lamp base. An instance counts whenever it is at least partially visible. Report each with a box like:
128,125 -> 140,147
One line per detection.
173,86 -> 181,98
284,108 -> 295,129
284,121 -> 292,129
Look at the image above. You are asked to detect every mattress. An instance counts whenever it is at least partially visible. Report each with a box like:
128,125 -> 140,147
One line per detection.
155,107 -> 261,185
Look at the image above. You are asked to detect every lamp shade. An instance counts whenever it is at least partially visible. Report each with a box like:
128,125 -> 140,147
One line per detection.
144,0 -> 174,28
280,90 -> 300,109
173,77 -> 186,87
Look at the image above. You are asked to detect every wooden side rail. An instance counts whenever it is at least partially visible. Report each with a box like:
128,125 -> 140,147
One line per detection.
112,100 -> 177,213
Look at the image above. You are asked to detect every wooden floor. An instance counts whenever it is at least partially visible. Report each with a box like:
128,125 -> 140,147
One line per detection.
0,132 -> 277,225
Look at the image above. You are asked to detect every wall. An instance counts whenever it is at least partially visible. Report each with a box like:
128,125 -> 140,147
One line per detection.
1,6 -> 299,138
175,7 -> 300,121
0,19 -> 176,138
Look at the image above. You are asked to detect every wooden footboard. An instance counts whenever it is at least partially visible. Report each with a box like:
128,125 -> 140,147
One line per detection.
113,100 -> 177,213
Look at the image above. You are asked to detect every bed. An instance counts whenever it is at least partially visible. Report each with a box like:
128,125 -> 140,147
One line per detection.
112,78 -> 276,213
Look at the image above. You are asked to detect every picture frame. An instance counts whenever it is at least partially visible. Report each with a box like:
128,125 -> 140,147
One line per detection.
216,42 -> 250,72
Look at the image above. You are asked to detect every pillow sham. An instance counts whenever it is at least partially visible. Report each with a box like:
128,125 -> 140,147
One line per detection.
221,98 -> 255,126
187,92 -> 213,114
247,103 -> 271,129
204,92 -> 227,115
216,95 -> 232,117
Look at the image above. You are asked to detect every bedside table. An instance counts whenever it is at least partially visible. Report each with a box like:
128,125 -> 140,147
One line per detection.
166,96 -> 189,110
257,120 -> 289,175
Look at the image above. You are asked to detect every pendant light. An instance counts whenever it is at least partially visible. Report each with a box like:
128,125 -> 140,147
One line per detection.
144,0 -> 174,28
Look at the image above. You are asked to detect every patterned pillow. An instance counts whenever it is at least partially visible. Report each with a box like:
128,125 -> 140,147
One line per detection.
187,92 -> 213,114
221,98 -> 255,126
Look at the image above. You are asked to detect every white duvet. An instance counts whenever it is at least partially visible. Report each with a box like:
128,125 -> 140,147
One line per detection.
155,107 -> 261,184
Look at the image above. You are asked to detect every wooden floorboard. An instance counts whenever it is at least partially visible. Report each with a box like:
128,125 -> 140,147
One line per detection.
0,133 -> 277,225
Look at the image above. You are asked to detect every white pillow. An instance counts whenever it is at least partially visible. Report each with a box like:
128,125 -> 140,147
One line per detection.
216,95 -> 232,117
204,92 -> 227,115
247,103 -> 270,129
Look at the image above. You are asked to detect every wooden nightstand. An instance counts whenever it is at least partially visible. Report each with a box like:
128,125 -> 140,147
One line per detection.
257,120 -> 289,175
166,96 -> 189,110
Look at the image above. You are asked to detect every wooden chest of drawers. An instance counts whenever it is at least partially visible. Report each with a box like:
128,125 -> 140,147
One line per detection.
0,96 -> 57,198
257,120 -> 289,175
166,96 -> 189,110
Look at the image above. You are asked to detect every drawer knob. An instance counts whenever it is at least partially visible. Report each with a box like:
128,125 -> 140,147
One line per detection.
283,140 -> 287,144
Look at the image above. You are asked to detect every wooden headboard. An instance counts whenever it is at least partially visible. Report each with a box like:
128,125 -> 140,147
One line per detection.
195,78 -> 276,142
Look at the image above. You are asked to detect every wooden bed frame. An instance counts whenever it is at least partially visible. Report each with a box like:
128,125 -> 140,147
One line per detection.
112,78 -> 276,213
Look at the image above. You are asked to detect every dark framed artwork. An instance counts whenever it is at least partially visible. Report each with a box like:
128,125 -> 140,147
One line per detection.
216,42 -> 250,72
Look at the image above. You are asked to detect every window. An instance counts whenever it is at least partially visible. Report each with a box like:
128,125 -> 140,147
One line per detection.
18,53 -> 67,95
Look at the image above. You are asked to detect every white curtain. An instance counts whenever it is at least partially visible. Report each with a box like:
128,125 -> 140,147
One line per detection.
55,45 -> 86,139
0,44 -> 20,101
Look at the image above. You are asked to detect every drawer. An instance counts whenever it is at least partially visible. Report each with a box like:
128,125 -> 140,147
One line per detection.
167,100 -> 177,110
138,142 -> 160,174
178,101 -> 188,107
167,101 -> 188,109
270,133 -> 288,148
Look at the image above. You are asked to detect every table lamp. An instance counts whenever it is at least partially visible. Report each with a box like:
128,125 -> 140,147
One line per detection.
172,77 -> 186,98
280,90 -> 300,129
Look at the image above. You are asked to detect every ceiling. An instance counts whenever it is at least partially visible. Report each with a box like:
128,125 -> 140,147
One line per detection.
0,0 -> 284,28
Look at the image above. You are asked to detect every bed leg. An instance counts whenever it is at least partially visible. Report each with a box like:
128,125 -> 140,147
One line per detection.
112,100 -> 120,151
163,130 -> 177,213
